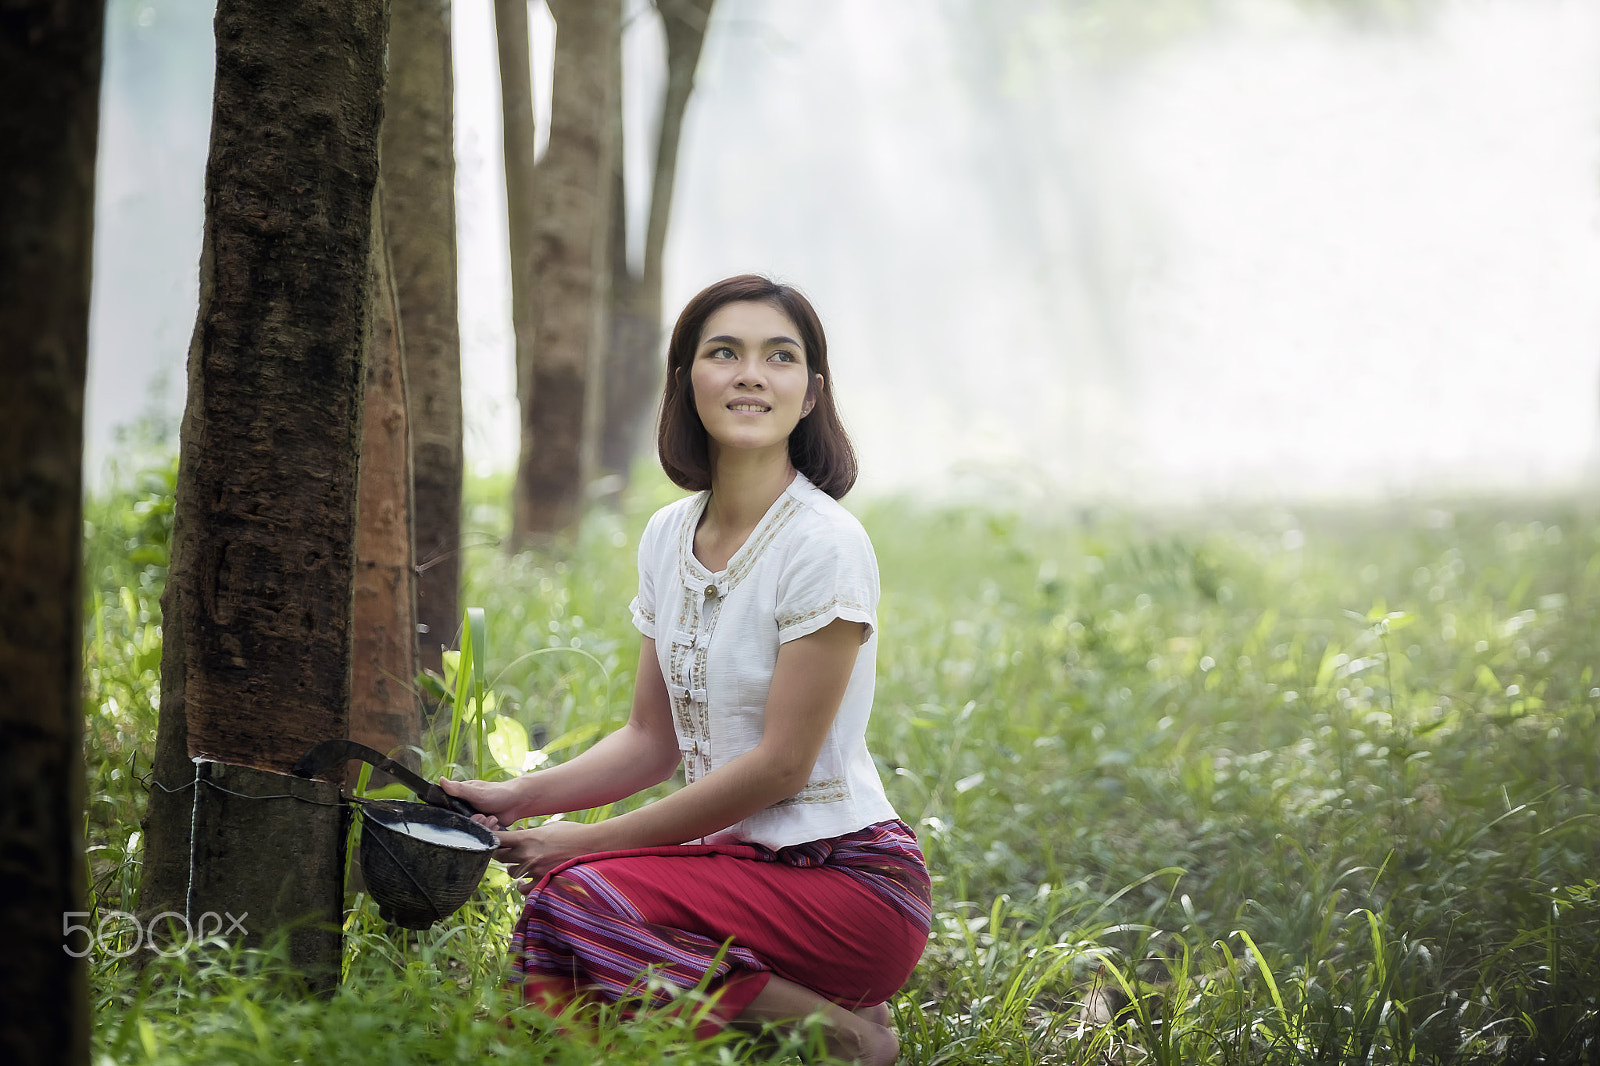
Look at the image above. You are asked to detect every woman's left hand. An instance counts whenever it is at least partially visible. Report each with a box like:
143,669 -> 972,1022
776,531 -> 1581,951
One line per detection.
494,820 -> 607,892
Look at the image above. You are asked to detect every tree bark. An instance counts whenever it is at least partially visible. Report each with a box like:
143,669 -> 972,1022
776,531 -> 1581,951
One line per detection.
0,5 -> 102,1061
494,0 -> 540,445
351,185 -> 421,772
603,158 -> 651,492
138,0 -> 389,987
384,0 -> 462,679
600,0 -> 715,484
512,0 -> 621,542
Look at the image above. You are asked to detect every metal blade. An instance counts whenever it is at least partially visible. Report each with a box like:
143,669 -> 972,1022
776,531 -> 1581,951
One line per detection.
293,739 -> 480,818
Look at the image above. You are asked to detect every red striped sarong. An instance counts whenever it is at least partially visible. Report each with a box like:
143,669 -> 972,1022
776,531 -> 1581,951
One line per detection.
507,819 -> 931,1036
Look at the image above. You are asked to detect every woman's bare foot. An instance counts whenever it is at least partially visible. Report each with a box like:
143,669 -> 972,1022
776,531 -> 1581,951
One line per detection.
857,1019 -> 899,1065
853,1001 -> 893,1029
738,977 -> 900,1065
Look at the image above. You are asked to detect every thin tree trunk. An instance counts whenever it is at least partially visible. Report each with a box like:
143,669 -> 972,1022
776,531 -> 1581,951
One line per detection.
138,0 -> 389,987
512,0 -> 621,543
494,0 -> 540,445
351,185 -> 421,772
384,0 -> 462,680
0,5 -> 102,1061
600,0 -> 715,483
603,157 -> 652,491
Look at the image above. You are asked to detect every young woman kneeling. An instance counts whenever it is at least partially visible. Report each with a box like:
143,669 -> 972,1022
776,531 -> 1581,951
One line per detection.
443,275 -> 930,1065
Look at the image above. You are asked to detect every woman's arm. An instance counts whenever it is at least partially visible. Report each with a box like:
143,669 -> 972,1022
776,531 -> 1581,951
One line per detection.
492,617 -> 864,883
439,638 -> 681,824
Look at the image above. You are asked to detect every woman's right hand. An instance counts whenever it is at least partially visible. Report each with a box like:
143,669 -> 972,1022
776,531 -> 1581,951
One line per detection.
437,776 -> 531,831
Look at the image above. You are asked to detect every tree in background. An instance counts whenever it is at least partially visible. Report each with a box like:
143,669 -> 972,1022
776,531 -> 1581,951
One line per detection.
384,0 -> 463,679
0,6 -> 103,1061
351,186 -> 421,770
601,0 -> 716,487
495,0 -> 541,511
138,0 -> 389,986
511,0 -> 622,543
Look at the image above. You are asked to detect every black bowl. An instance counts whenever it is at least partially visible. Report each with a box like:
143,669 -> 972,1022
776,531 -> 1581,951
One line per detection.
357,800 -> 496,929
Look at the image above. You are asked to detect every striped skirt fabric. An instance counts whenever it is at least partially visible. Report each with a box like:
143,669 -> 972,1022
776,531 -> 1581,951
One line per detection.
507,819 -> 931,1035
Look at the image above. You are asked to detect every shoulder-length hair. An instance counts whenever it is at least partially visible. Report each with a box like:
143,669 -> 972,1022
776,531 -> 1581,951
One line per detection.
656,275 -> 858,499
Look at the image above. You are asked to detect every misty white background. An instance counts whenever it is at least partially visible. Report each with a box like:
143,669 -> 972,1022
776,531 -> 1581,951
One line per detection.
88,0 -> 1600,502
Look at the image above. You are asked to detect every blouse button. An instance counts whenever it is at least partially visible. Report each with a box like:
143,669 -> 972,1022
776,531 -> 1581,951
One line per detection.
703,584 -> 718,598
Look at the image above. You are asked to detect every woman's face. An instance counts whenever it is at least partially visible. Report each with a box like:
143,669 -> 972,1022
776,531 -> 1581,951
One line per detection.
690,300 -> 822,462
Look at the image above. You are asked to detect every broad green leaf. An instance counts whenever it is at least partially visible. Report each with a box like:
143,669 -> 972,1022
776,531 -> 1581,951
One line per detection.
487,715 -> 530,774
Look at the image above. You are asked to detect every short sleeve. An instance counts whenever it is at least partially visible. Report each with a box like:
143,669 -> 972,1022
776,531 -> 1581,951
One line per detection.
629,508 -> 669,639
774,517 -> 879,645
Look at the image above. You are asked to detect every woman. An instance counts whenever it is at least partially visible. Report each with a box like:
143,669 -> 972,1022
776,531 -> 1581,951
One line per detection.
442,275 -> 929,1065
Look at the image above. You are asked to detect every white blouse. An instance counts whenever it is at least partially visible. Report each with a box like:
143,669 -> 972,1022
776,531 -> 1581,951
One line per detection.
629,473 -> 901,849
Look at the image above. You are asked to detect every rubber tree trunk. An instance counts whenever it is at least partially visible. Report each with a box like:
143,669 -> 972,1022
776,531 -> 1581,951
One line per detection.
512,0 -> 621,543
602,157 -> 649,499
600,0 -> 715,485
494,0 -> 540,452
0,5 -> 102,1061
384,0 -> 462,679
137,0 -> 389,988
351,185 -> 421,773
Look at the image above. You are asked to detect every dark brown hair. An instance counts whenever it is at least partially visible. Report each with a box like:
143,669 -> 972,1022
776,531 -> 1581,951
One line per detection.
656,275 -> 858,499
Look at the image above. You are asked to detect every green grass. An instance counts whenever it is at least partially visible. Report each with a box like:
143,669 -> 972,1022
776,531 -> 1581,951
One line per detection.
82,462 -> 1600,1063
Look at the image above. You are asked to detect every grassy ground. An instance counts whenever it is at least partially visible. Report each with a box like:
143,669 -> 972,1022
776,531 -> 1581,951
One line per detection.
82,463 -> 1600,1064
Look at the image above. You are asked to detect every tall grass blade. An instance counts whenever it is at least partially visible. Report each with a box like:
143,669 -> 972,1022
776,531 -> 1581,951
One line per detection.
468,606 -> 487,778
445,614 -> 473,770
1233,928 -> 1286,1018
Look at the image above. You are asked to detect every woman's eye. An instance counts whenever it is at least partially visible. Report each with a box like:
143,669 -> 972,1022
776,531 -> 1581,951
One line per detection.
770,350 -> 798,363
707,347 -> 735,360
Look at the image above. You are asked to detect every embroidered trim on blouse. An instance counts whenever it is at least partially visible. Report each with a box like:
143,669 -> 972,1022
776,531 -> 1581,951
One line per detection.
725,498 -> 802,589
776,596 -> 871,633
666,588 -> 719,784
769,777 -> 849,808
677,490 -> 804,596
